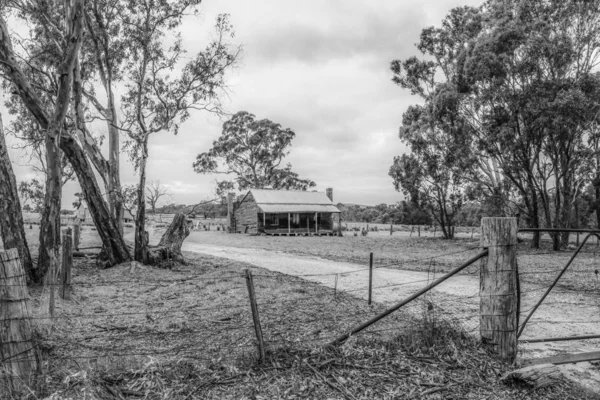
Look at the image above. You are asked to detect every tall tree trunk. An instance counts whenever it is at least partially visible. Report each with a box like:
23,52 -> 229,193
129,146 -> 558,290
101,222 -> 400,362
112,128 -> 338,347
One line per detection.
135,138 -> 149,263
552,180 -> 561,251
36,134 -> 62,282
596,176 -> 600,229
0,115 -> 34,282
530,188 -> 540,249
60,134 -> 131,266
86,0 -> 124,235
107,102 -> 123,234
559,178 -> 572,249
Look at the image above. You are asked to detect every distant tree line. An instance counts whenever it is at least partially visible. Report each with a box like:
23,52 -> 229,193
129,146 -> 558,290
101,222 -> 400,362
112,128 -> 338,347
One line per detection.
339,191 -> 599,230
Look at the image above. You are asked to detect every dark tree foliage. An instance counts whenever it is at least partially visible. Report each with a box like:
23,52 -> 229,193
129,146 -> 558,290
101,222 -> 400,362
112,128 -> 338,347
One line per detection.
194,111 -> 316,192
391,0 -> 600,247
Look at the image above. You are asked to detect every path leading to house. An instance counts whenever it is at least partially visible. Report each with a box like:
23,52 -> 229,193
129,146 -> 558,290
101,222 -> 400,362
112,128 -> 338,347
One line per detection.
127,227 -> 600,392
179,240 -> 600,393
185,241 -> 479,298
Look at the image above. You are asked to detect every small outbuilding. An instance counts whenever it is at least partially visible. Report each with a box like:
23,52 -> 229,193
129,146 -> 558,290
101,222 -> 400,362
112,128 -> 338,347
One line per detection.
229,188 -> 341,235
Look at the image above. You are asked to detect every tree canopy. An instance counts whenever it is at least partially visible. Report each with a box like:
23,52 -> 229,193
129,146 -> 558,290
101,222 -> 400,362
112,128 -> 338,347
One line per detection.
390,0 -> 600,246
194,111 -> 316,192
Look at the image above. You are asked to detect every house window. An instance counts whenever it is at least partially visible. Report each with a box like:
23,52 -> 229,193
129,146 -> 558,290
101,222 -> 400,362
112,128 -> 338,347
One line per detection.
270,214 -> 279,225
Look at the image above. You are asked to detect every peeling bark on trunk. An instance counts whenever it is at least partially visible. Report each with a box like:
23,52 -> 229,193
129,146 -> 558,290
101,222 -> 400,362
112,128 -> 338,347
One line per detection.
134,138 -> 149,263
107,102 -> 123,234
36,134 -> 62,282
0,115 -> 34,282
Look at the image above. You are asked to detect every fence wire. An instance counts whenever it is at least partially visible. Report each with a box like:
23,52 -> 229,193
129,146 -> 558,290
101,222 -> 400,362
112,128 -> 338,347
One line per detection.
1,247 -> 485,370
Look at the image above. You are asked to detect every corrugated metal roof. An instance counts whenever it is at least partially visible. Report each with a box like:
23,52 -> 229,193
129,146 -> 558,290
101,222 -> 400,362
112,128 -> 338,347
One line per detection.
251,189 -> 333,205
257,204 -> 340,213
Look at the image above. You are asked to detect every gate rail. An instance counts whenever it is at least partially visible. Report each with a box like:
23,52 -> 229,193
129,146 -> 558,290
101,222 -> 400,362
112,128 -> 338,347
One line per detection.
517,230 -> 600,339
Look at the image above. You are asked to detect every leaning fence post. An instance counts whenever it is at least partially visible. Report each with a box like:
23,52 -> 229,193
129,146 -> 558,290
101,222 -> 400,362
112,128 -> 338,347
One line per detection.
0,248 -> 38,391
480,217 -> 518,360
61,228 -> 73,300
245,269 -> 265,362
368,252 -> 373,305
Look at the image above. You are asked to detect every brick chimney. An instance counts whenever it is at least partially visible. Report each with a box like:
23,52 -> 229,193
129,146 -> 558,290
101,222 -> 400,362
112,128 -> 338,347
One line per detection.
227,193 -> 235,232
326,188 -> 333,202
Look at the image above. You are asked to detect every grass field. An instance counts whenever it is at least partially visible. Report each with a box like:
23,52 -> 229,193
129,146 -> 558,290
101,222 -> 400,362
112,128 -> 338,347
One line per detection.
2,225 -> 599,398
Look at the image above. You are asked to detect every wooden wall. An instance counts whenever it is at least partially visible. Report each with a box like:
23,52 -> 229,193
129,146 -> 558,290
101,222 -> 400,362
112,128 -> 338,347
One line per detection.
233,192 -> 341,235
233,193 -> 259,233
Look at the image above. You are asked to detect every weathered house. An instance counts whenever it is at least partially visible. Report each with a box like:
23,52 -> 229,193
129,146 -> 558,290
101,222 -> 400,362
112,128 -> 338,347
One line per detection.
230,188 -> 341,235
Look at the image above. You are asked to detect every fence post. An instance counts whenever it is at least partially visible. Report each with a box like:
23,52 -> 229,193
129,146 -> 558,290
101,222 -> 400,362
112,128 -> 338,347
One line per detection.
0,248 -> 38,391
368,252 -> 373,305
334,274 -> 338,300
480,217 -> 518,360
61,228 -> 73,300
418,225 -> 421,237
245,269 -> 265,362
73,222 -> 80,251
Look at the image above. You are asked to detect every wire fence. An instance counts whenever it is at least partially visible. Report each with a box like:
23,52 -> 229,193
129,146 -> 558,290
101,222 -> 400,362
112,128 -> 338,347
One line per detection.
16,235 -> 597,368
1,245 -> 485,372
515,242 -> 600,352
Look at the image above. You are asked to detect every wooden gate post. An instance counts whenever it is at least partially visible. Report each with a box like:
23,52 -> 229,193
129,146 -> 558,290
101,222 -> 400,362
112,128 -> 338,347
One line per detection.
480,217 -> 518,360
0,249 -> 38,391
73,222 -> 80,251
245,269 -> 265,362
368,252 -> 373,305
61,228 -> 73,300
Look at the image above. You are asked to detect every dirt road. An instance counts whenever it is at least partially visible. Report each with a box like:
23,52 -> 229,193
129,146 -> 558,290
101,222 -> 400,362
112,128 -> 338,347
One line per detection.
180,239 -> 600,392
180,239 -> 599,346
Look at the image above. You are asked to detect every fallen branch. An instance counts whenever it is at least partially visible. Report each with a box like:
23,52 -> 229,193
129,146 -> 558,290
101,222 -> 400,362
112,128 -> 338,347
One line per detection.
304,360 -> 357,400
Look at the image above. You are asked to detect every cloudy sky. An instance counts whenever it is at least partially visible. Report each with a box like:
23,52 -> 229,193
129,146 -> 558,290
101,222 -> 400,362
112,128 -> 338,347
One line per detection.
5,0 -> 482,208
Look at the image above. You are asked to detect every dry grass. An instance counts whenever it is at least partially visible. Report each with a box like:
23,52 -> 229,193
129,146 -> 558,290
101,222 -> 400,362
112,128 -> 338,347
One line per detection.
3,227 -> 599,399
191,230 -> 600,291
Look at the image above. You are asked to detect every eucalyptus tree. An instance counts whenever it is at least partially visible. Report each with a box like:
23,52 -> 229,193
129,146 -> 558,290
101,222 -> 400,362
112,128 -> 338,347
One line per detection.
0,0 -> 131,273
0,0 -> 86,280
390,7 -> 482,238
392,0 -> 600,248
81,0 -> 130,233
117,3 -> 240,262
460,0 -> 600,248
194,111 -> 316,193
389,102 -> 476,239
